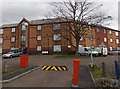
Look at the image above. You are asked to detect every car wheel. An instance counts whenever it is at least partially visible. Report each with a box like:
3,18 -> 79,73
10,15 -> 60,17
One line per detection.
10,55 -> 13,58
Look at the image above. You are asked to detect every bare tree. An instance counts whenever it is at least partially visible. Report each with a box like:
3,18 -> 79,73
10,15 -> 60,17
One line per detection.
48,0 -> 112,55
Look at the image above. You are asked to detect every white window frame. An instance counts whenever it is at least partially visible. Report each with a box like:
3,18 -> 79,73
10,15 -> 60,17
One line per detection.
37,25 -> 42,30
21,35 -> 26,41
37,46 -> 41,51
116,39 -> 119,44
80,37 -> 83,40
53,24 -> 61,30
0,38 -> 3,44
110,38 -> 113,42
53,45 -> 61,52
104,38 -> 107,42
12,28 -> 16,32
11,37 -> 15,42
103,29 -> 106,33
53,34 -> 61,40
109,30 -> 112,34
115,32 -> 118,36
110,47 -> 112,51
0,29 -> 3,34
21,24 -> 26,30
37,35 -> 41,40
96,28 -> 99,32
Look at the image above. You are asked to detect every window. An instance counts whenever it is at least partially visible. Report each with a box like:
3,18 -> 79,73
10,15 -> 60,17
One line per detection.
53,24 -> 61,30
37,46 -> 41,51
96,28 -> 99,32
12,28 -> 16,32
103,29 -> 106,33
53,34 -> 61,40
0,38 -> 3,44
21,35 -> 26,41
37,25 -> 42,30
110,39 -> 113,42
37,35 -> 41,40
80,37 -> 83,40
115,32 -> 118,36
0,29 -> 3,34
11,37 -> 15,42
54,45 -> 61,52
116,39 -> 119,44
21,24 -> 26,30
104,38 -> 107,42
109,30 -> 112,34
110,47 -> 112,51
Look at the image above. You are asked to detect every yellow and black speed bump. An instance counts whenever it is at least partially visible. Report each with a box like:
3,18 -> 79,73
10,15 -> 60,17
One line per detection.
41,65 -> 68,71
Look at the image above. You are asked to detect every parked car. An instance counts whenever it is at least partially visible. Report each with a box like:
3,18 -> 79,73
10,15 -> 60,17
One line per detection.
108,50 -> 120,55
2,48 -> 22,58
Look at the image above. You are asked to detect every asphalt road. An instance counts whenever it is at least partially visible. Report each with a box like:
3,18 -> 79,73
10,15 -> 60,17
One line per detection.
2,55 -> 118,87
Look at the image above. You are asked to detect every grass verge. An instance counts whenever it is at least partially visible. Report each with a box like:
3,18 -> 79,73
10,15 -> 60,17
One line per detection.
54,55 -> 90,59
3,67 -> 25,76
89,64 -> 104,79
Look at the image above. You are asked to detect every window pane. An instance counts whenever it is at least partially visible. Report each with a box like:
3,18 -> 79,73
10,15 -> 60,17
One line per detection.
21,35 -> 26,41
0,38 -> 3,43
21,25 -> 26,30
37,25 -> 42,30
54,45 -> 61,52
53,24 -> 60,30
53,34 -> 61,40
116,32 -> 118,36
11,37 -> 15,42
37,46 -> 41,51
37,36 -> 41,40
12,28 -> 16,32
0,29 -> 3,34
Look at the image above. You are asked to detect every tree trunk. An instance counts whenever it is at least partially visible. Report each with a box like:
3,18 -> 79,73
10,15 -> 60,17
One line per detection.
75,39 -> 79,55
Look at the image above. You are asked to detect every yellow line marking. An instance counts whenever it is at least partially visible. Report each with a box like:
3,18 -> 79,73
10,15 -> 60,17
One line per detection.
51,66 -> 58,71
62,66 -> 66,71
58,66 -> 62,71
45,66 -> 51,71
42,66 -> 47,70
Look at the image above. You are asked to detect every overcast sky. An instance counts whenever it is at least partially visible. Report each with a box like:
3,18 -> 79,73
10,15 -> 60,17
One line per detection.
0,0 -> 119,30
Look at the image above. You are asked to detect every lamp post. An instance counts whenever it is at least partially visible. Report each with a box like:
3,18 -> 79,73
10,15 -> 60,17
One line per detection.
89,24 -> 93,66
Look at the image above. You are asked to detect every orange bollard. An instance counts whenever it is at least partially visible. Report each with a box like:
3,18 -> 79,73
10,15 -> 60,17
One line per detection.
20,54 -> 28,67
72,59 -> 80,87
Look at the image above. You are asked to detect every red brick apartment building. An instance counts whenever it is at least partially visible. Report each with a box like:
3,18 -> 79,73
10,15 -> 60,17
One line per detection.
0,18 -> 120,54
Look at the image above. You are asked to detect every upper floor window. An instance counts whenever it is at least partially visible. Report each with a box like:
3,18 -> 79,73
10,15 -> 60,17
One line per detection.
0,29 -> 3,34
110,47 -> 112,51
96,28 -> 99,32
110,38 -> 113,42
53,34 -> 61,40
116,39 -> 119,44
37,35 -> 41,40
115,32 -> 118,36
21,35 -> 26,41
37,25 -> 42,30
11,37 -> 15,42
104,38 -> 107,42
97,37 -> 100,41
103,29 -> 106,33
37,46 -> 41,51
53,45 -> 61,52
21,24 -> 26,30
80,37 -> 83,41
0,38 -> 3,44
12,28 -> 16,32
109,30 -> 112,34
53,24 -> 61,30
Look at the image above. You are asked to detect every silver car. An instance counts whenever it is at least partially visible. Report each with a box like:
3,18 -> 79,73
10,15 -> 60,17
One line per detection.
2,50 -> 22,58
108,50 -> 120,55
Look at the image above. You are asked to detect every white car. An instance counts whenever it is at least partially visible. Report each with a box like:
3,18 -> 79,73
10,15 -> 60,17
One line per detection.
2,50 -> 22,58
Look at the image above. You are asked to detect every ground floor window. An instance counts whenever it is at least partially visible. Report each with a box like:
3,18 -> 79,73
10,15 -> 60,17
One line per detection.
53,45 -> 61,52
110,47 -> 112,51
37,46 -> 41,51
